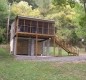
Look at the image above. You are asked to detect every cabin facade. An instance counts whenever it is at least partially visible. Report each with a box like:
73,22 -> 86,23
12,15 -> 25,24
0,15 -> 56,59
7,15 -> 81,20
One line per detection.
10,16 -> 56,56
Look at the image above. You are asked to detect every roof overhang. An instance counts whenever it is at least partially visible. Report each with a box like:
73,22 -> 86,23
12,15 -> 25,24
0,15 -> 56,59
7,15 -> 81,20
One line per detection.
16,15 -> 55,24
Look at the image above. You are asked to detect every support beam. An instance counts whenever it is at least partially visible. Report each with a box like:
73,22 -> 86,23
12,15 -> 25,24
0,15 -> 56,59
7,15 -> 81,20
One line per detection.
48,23 -> 49,35
36,35 -> 38,56
14,37 -> 16,55
35,21 -> 39,56
46,39 -> 50,56
31,38 -> 34,56
16,19 -> 19,55
43,41 -> 46,56
30,20 -> 32,33
24,19 -> 25,32
16,34 -> 18,55
53,37 -> 56,56
42,22 -> 44,34
28,38 -> 31,56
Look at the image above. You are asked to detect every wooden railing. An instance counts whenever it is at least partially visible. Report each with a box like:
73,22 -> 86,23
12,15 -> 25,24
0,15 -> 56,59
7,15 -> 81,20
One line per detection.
54,35 -> 79,56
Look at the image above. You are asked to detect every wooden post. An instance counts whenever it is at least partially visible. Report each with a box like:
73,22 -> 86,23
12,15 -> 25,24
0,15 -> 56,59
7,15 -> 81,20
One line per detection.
53,24 -> 56,56
42,41 -> 45,56
48,23 -> 49,35
54,24 -> 56,35
16,34 -> 18,55
54,36 -> 56,56
30,20 -> 32,33
16,18 -> 19,55
42,22 -> 44,34
47,39 -> 50,56
36,34 -> 38,56
35,21 -> 38,56
24,19 -> 25,32
37,21 -> 38,33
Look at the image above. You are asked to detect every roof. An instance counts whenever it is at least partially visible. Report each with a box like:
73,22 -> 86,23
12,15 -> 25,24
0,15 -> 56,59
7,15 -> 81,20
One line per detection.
16,15 -> 55,23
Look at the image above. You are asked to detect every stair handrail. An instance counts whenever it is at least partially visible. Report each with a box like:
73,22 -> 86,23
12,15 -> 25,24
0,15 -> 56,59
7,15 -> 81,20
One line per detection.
54,35 -> 79,55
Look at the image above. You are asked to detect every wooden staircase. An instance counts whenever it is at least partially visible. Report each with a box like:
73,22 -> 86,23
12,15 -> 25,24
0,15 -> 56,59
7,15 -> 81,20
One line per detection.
53,36 -> 79,56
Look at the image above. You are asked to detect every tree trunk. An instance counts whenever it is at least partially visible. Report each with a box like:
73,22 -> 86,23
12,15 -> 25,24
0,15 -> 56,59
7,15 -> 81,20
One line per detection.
84,0 -> 86,13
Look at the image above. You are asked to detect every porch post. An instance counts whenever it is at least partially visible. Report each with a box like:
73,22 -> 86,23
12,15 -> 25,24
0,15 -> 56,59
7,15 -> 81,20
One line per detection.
46,39 -> 50,56
14,37 -> 16,55
42,41 -> 45,56
16,18 -> 18,55
36,35 -> 38,56
54,37 -> 56,56
31,39 -> 34,56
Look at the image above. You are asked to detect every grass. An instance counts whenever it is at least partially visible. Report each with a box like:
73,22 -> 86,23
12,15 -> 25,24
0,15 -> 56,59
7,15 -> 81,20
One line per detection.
49,47 -> 68,56
0,48 -> 86,80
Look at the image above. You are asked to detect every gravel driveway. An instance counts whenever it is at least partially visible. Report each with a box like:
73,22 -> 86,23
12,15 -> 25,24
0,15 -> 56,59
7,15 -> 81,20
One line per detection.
15,54 -> 86,62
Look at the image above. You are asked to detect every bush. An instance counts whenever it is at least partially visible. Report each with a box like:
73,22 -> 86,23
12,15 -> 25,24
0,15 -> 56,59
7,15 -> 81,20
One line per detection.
0,28 -> 6,44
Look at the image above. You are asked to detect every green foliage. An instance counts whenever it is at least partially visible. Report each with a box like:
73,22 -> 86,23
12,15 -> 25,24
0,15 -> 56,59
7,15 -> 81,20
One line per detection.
0,0 -> 8,27
79,15 -> 86,38
34,0 -> 51,16
45,5 -> 78,40
69,30 -> 79,45
52,0 -> 76,8
0,0 -> 8,44
80,0 -> 86,13
0,28 -> 6,44
11,1 -> 41,17
0,0 -> 85,46
8,0 -> 38,9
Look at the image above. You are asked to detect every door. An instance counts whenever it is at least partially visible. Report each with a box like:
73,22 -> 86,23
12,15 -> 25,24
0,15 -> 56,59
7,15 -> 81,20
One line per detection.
34,41 -> 42,56
17,39 -> 28,55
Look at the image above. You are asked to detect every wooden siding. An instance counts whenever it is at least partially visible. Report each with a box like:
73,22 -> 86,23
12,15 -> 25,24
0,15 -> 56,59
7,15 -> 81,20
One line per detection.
17,39 -> 28,55
34,41 -> 43,56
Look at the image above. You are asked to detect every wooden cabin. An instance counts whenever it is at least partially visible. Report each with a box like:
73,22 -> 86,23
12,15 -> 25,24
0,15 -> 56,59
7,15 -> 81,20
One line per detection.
10,16 -> 55,56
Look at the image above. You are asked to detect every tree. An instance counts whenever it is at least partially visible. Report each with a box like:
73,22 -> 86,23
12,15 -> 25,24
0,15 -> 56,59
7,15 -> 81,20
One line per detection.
52,0 -> 76,8
83,0 -> 86,13
11,1 -> 40,17
0,0 -> 8,27
34,0 -> 51,16
45,5 -> 78,40
8,0 -> 38,9
0,0 -> 8,44
0,28 -> 6,44
79,0 -> 86,13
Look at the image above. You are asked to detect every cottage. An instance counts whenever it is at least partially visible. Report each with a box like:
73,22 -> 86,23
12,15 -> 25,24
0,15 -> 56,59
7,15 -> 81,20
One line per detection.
10,15 -> 79,56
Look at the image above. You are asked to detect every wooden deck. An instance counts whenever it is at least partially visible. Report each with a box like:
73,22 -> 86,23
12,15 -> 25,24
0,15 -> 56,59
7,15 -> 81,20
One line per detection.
16,32 -> 54,39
